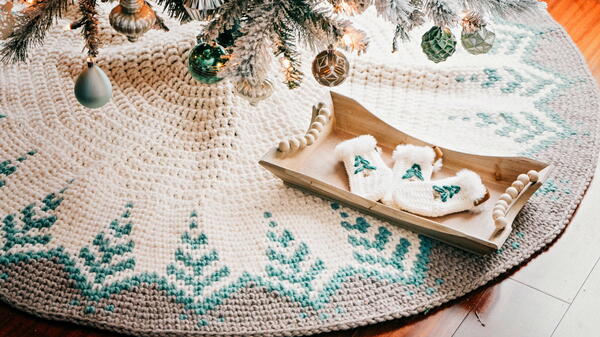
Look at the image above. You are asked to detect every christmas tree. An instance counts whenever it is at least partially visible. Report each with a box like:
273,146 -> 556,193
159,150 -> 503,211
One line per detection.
0,0 -> 537,105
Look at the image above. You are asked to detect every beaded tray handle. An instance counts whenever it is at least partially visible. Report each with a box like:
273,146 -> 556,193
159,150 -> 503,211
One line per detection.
277,103 -> 332,154
260,92 -> 553,254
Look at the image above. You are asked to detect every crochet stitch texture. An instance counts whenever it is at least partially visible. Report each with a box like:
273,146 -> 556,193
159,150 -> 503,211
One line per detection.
0,3 -> 599,337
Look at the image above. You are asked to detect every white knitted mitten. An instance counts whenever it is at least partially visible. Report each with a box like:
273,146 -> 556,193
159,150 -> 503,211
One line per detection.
384,169 -> 488,217
335,135 -> 392,201
391,144 -> 441,182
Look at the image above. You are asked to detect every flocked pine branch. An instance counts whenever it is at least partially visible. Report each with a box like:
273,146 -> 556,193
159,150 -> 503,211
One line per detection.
78,0 -> 100,58
154,0 -> 193,23
424,0 -> 458,27
220,2 -> 274,83
273,25 -> 304,89
0,0 -> 69,63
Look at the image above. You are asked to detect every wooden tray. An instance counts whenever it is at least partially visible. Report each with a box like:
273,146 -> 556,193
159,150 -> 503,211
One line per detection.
259,92 -> 553,254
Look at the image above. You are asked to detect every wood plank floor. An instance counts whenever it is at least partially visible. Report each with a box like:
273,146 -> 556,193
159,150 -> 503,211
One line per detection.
0,1 -> 599,336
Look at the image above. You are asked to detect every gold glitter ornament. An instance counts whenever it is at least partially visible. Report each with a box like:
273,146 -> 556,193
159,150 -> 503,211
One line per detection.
311,47 -> 349,87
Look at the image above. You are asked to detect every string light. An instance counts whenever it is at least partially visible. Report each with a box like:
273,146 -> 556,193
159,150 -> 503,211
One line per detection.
338,27 -> 368,54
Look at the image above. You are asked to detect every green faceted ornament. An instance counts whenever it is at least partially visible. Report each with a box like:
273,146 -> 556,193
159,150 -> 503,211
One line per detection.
421,26 -> 456,63
461,26 -> 495,55
188,42 -> 229,84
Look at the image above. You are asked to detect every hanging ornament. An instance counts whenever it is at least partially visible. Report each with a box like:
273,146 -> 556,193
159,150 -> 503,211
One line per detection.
0,1 -> 16,40
188,40 -> 229,84
235,78 -> 273,105
421,26 -> 456,63
333,0 -> 372,15
460,11 -> 495,55
184,0 -> 223,21
311,46 -> 349,87
74,59 -> 113,109
109,0 -> 157,42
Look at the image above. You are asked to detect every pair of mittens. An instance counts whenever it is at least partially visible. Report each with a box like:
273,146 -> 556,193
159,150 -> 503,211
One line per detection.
335,135 -> 487,217
385,169 -> 488,217
334,135 -> 392,201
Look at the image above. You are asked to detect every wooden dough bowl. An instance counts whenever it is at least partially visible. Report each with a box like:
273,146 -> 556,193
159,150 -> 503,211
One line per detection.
259,92 -> 553,254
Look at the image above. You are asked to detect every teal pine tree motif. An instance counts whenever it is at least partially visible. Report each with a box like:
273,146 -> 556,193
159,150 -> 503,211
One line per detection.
432,185 -> 460,202
402,164 -> 424,181
1,191 -> 64,251
78,203 -> 136,288
353,155 -> 376,174
263,212 -> 325,296
0,150 -> 36,188
331,202 -> 430,283
166,212 -> 230,325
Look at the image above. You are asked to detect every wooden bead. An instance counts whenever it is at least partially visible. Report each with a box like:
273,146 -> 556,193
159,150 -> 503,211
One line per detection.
499,193 -> 512,203
289,138 -> 300,151
297,136 -> 307,148
307,128 -> 319,137
527,170 -> 540,182
304,134 -> 315,145
495,217 -> 508,229
278,140 -> 290,153
511,180 -> 525,191
506,186 -> 519,199
493,205 -> 506,215
311,121 -> 324,131
517,173 -> 530,185
496,199 -> 509,209
315,114 -> 328,125
492,209 -> 504,220
320,108 -> 332,119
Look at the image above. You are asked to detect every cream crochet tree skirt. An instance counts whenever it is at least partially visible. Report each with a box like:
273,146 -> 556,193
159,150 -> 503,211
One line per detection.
0,3 -> 598,336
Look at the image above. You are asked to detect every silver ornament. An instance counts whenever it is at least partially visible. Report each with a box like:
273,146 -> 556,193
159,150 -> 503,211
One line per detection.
461,26 -> 495,55
235,78 -> 273,105
460,11 -> 495,55
184,0 -> 223,21
109,0 -> 157,42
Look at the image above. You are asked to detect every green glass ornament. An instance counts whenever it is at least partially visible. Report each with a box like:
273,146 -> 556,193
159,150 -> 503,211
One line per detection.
421,26 -> 456,63
461,26 -> 495,55
188,42 -> 229,84
74,61 -> 113,109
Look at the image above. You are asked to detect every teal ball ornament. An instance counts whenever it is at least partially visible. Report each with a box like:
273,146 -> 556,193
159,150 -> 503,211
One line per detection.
74,62 -> 113,109
188,42 -> 229,84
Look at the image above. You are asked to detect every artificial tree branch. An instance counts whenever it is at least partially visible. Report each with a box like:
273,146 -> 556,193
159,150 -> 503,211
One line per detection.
78,0 -> 100,58
154,0 -> 192,23
0,0 -> 69,63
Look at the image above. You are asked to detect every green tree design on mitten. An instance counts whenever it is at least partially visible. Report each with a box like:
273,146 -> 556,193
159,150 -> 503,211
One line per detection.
432,185 -> 461,202
353,155 -> 377,174
402,164 -> 424,181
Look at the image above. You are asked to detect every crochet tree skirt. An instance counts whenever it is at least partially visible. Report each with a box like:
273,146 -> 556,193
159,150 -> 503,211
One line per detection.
0,3 -> 598,336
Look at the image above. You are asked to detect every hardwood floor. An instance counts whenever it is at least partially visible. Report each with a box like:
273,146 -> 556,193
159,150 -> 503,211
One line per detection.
1,1 -> 599,336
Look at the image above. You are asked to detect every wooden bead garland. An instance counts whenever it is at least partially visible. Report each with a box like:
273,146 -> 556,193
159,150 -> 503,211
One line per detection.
492,170 -> 539,232
278,103 -> 331,154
